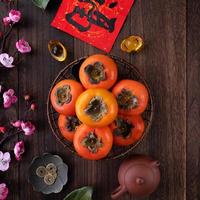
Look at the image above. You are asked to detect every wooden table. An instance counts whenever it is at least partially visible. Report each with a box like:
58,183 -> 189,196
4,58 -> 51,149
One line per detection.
0,0 -> 199,199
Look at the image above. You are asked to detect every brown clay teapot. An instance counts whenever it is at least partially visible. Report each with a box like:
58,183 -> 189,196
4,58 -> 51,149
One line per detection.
111,155 -> 160,199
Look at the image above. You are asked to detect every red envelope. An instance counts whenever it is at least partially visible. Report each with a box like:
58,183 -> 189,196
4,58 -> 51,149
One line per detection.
51,0 -> 135,52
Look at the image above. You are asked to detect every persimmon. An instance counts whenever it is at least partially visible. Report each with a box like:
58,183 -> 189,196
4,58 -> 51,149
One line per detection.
110,115 -> 145,146
75,88 -> 118,127
79,54 -> 118,89
50,80 -> 84,115
112,80 -> 149,115
73,124 -> 113,160
58,114 -> 81,142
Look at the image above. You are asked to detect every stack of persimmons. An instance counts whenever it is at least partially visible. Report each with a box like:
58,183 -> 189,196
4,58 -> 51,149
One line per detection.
50,54 -> 149,160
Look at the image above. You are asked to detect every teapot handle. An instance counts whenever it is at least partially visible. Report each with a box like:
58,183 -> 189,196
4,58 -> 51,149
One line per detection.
111,185 -> 126,199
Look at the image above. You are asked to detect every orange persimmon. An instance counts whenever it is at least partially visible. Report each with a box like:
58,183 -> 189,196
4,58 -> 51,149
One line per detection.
75,88 -> 118,127
112,80 -> 149,115
50,79 -> 84,115
73,124 -> 113,160
110,115 -> 145,146
58,114 -> 81,142
79,54 -> 118,89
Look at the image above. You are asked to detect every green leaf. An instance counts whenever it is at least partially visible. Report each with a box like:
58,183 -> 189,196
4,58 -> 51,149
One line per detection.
32,0 -> 50,9
63,186 -> 93,200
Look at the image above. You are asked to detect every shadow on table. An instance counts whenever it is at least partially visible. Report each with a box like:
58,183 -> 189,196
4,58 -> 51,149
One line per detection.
47,0 -> 62,12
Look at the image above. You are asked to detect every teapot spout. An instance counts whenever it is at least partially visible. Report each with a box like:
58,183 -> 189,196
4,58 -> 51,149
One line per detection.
111,185 -> 126,199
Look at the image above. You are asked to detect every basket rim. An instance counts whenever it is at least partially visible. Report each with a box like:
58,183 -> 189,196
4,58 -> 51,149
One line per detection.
47,55 -> 154,160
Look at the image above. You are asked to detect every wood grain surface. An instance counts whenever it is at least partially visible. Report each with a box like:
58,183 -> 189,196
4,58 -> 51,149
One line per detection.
0,0 -> 199,199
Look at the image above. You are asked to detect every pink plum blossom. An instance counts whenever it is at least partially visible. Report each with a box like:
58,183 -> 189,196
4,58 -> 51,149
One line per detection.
3,89 -> 17,108
10,120 -> 22,128
8,9 -> 21,23
14,141 -> 25,161
0,152 -> 11,172
21,122 -> 36,136
2,17 -> 11,26
0,53 -> 15,68
16,39 -> 31,54
0,183 -> 8,200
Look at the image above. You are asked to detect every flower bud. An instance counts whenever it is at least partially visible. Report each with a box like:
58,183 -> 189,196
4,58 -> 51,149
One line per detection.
30,103 -> 37,111
24,94 -> 30,101
2,16 -> 11,26
0,126 -> 6,133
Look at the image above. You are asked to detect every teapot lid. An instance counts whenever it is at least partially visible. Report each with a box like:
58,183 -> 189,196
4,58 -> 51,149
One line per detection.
125,163 -> 160,197
120,156 -> 160,197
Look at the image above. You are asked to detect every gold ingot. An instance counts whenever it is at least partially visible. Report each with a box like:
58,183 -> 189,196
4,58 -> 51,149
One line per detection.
121,36 -> 144,53
48,40 -> 67,62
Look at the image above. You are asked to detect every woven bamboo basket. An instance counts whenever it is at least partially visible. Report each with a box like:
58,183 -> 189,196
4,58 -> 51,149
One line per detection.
47,55 -> 154,160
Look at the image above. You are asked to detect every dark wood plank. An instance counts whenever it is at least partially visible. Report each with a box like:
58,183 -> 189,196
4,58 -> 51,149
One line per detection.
130,0 -> 187,199
127,0 -> 186,199
187,1 -> 200,200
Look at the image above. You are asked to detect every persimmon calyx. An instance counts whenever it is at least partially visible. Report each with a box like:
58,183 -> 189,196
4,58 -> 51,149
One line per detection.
84,96 -> 108,121
66,116 -> 81,132
55,85 -> 72,106
114,117 -> 133,138
117,88 -> 138,110
81,131 -> 103,153
84,62 -> 107,84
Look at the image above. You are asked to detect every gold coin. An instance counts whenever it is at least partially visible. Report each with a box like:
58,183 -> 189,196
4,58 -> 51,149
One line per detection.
36,166 -> 47,178
52,172 -> 58,180
46,163 -> 57,174
44,174 -> 56,185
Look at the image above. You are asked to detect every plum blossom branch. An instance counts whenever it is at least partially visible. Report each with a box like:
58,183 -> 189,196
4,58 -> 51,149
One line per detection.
0,8 -> 32,69
0,24 -> 13,53
0,129 -> 22,147
0,3 -> 33,198
0,85 -> 37,164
